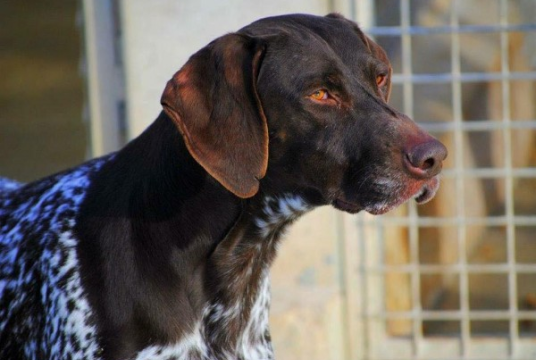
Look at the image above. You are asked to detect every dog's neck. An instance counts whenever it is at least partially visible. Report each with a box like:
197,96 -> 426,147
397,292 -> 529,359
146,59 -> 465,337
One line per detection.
76,112 -> 313,358
202,193 -> 311,354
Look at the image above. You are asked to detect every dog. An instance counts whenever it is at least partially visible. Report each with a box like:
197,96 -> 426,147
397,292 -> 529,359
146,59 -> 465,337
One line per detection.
0,13 -> 447,360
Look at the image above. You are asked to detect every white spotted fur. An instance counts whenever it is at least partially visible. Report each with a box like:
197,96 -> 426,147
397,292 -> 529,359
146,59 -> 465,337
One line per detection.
254,194 -> 311,238
0,159 -> 108,359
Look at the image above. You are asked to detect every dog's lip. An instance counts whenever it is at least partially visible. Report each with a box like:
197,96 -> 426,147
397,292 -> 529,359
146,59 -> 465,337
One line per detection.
413,186 -> 432,204
332,198 -> 362,214
413,177 -> 440,204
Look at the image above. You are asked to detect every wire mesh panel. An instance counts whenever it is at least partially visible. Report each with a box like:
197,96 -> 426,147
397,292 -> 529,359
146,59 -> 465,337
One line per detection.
343,0 -> 536,359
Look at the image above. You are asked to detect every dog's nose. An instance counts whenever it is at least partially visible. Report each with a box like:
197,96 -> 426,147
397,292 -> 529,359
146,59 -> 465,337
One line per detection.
405,140 -> 448,178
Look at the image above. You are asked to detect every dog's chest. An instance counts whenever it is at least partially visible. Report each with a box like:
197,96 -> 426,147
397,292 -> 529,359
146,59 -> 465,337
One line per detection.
134,273 -> 271,360
133,195 -> 311,360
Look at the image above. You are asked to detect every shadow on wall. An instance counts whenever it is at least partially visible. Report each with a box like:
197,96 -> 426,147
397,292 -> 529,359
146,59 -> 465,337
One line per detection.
0,0 -> 87,182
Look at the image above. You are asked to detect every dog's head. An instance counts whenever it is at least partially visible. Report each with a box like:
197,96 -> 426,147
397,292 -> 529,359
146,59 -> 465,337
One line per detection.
161,13 -> 447,215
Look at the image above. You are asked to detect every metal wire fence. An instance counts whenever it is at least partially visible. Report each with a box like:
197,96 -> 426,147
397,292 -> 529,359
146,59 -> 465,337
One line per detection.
348,0 -> 536,358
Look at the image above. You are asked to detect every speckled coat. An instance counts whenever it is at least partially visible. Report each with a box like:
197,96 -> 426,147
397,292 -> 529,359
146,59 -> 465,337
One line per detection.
0,161 -> 106,359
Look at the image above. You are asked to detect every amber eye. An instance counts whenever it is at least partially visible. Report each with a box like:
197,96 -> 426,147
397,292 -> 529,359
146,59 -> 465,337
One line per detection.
376,74 -> 387,87
310,89 -> 329,101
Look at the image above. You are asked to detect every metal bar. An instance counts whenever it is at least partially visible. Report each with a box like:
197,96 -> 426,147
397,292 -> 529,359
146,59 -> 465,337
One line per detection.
366,358 -> 517,360
334,212 -> 351,360
367,358 -> 515,360
363,264 -> 536,275
357,213 -> 372,360
400,0 -> 414,120
82,0 -> 123,157
391,71 -> 536,84
399,0 -> 422,355
450,1 -> 470,357
363,23 -> 536,36
498,0 -> 519,356
441,167 -> 536,178
409,201 -> 422,354
367,358 -> 513,360
369,310 -> 536,321
418,120 -> 536,133
377,215 -> 536,227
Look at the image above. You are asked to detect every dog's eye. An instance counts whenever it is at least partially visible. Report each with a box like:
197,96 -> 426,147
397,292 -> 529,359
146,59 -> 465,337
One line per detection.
376,74 -> 387,87
310,90 -> 329,101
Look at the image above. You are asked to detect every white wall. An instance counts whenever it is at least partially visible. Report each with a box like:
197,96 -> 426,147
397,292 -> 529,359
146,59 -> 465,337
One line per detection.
120,0 -> 331,138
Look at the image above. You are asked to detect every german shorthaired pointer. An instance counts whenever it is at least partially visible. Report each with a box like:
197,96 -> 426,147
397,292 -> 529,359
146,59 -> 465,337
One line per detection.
0,13 -> 447,360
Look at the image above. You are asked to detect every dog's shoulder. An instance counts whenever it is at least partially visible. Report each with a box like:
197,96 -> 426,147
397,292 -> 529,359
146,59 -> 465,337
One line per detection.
0,155 -> 112,236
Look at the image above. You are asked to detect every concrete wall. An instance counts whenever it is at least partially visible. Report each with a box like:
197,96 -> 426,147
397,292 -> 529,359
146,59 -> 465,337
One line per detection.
120,0 -> 331,138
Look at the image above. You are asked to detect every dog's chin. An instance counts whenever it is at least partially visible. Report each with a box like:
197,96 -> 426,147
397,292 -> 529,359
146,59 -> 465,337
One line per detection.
336,176 -> 441,216
372,176 -> 440,215
332,198 -> 362,214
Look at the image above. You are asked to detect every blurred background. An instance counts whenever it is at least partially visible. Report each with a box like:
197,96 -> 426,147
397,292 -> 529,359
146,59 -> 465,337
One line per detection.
1,0 -> 535,359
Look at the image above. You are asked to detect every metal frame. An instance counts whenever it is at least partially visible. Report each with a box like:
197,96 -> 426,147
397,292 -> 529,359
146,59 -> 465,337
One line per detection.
82,0 -> 125,157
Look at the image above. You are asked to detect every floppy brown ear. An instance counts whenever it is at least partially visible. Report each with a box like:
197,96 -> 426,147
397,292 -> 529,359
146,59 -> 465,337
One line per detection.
161,34 -> 269,198
363,35 -> 393,102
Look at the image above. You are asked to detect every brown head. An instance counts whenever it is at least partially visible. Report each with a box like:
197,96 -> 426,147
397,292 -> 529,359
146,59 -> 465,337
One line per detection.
161,13 -> 447,214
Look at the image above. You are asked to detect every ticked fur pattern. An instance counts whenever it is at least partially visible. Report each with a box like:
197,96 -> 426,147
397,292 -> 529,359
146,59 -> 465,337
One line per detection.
0,158 -> 109,360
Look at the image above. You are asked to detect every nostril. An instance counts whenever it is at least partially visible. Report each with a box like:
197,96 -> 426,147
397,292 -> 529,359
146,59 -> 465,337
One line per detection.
422,157 -> 435,170
405,140 -> 447,178
405,150 -> 433,170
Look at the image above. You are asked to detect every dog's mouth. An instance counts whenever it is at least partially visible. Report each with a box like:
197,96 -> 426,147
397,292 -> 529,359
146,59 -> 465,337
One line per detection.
368,176 -> 441,215
412,179 -> 438,204
333,176 -> 441,215
332,198 -> 362,214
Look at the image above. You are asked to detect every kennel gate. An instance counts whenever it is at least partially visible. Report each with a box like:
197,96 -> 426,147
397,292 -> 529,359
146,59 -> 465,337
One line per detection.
338,0 -> 536,359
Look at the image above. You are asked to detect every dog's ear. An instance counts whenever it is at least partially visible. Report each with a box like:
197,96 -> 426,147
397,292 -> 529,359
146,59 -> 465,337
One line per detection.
363,35 -> 392,102
161,34 -> 268,198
